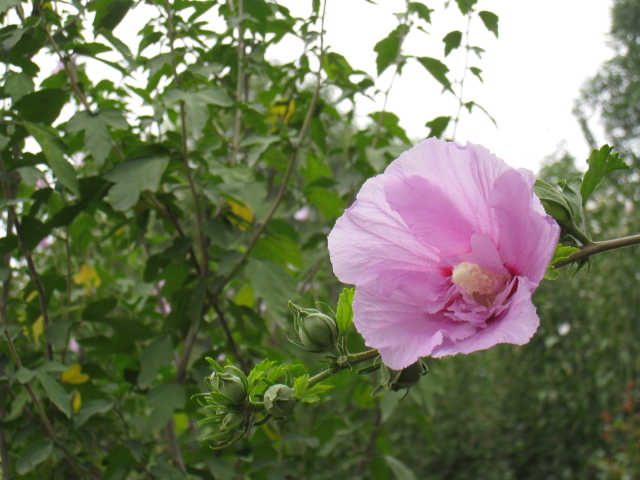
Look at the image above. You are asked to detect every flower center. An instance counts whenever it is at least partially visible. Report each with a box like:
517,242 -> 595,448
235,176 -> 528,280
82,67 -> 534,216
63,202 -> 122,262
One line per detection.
451,262 -> 502,296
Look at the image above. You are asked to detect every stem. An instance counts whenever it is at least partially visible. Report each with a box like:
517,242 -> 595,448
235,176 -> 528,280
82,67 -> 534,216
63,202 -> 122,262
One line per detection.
553,234 -> 640,269
214,0 -> 328,295
451,13 -> 472,140
308,349 -> 379,388
230,0 -> 245,165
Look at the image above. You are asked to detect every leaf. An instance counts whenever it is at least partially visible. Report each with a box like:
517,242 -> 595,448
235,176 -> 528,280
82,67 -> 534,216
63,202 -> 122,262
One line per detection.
383,455 -> 419,480
104,156 -> 169,211
442,30 -> 462,57
164,87 -> 233,136
0,0 -> 20,15
34,371 -> 72,418
187,275 -> 209,326
14,89 -> 67,125
247,259 -> 297,321
61,364 -> 90,384
293,374 -> 309,397
24,123 -> 79,195
67,109 -> 128,166
374,26 -> 402,76
336,287 -> 355,337
147,383 -> 186,429
74,399 -> 113,428
16,441 -> 53,475
138,336 -> 174,388
470,66 -> 483,82
16,367 -> 35,384
455,0 -> 478,15
92,0 -> 134,31
5,71 -> 34,102
426,116 -> 450,138
306,187 -> 345,220
478,11 -> 499,38
581,145 -> 628,207
416,57 -> 451,90
408,2 -> 432,22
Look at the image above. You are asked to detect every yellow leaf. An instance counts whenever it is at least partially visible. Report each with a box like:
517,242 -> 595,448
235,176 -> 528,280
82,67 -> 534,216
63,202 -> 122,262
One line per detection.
266,99 -> 295,126
25,290 -> 39,303
233,283 -> 255,308
173,413 -> 189,435
114,225 -> 126,236
261,422 -> 280,441
32,317 -> 44,344
225,199 -> 253,231
72,391 -> 82,412
61,364 -> 90,384
73,264 -> 102,296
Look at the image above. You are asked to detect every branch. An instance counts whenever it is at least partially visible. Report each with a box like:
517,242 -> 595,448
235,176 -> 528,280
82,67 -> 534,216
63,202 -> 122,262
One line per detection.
214,0 -> 329,295
451,13 -> 472,140
308,349 -> 379,388
230,0 -> 245,165
553,234 -> 640,269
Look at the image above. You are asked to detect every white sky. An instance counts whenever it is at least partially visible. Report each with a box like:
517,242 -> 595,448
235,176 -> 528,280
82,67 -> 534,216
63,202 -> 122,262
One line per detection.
309,0 -> 614,171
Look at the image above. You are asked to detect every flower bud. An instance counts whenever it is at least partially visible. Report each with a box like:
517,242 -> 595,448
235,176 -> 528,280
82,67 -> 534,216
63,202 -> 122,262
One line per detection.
380,360 -> 428,392
263,384 -> 296,418
221,412 -> 244,431
289,303 -> 338,353
216,373 -> 247,404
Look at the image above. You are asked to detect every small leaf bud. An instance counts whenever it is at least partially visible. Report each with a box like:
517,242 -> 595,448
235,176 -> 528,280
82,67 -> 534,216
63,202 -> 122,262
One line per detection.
221,412 -> 244,431
263,384 -> 296,418
289,303 -> 338,353
380,360 -> 428,392
216,373 -> 247,404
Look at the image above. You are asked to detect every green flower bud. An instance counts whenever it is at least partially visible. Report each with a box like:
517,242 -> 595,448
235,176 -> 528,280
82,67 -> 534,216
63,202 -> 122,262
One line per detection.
221,412 -> 244,431
289,303 -> 338,353
380,360 -> 428,392
216,373 -> 247,404
263,384 -> 296,418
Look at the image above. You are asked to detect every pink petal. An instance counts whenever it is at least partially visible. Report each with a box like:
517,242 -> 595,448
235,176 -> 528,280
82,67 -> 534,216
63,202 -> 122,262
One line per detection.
431,278 -> 539,357
490,169 -> 560,283
328,174 -> 440,286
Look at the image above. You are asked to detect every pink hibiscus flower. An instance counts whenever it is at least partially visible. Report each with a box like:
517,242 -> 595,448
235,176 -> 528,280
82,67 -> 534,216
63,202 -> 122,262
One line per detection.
328,138 -> 560,370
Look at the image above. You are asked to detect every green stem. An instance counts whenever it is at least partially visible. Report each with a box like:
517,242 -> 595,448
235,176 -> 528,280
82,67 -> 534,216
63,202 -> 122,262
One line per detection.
553,234 -> 640,268
308,349 -> 379,388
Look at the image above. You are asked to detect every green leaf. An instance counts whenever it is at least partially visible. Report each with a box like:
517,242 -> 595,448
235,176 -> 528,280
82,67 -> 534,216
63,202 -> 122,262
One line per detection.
74,399 -> 114,428
147,383 -> 186,429
425,116 -> 450,138
164,87 -> 233,136
383,455 -> 419,480
247,259 -> 297,321
34,371 -> 72,418
306,187 -> 345,220
374,26 -> 402,76
5,71 -> 34,102
408,2 -> 432,22
0,0 -> 21,15
104,156 -> 169,211
16,441 -> 53,475
67,109 -> 128,166
252,234 -> 303,270
478,11 -> 499,38
187,275 -> 209,326
293,374 -> 309,397
92,0 -> 134,31
16,367 -> 35,384
14,89 -> 67,125
416,57 -> 451,90
336,287 -> 355,337
470,66 -> 483,82
581,145 -> 628,207
442,30 -> 462,57
24,123 -> 79,195
455,0 -> 478,15
138,336 -> 174,388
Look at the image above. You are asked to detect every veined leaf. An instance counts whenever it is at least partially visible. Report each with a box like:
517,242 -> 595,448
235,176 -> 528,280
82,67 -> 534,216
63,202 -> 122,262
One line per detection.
581,145 -> 628,206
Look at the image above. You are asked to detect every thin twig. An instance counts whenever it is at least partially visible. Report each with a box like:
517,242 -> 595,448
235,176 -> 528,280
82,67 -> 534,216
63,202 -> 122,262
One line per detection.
308,349 -> 379,388
355,405 -> 382,476
553,234 -> 640,269
451,13 -> 472,140
214,0 -> 329,296
230,0 -> 245,165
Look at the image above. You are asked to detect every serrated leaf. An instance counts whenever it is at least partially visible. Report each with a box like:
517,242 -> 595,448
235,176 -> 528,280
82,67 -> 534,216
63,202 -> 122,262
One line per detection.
478,11 -> 499,38
5,71 -> 34,102
74,399 -> 113,428
34,371 -> 71,418
16,441 -> 53,475
408,2 -> 432,22
581,145 -> 628,207
24,123 -> 79,195
374,26 -> 402,76
104,156 -> 169,211
164,87 -> 233,136
416,57 -> 451,90
14,89 -> 66,125
336,287 -> 355,337
442,30 -> 462,57
552,245 -> 579,263
67,109 -> 129,166
293,374 -> 309,397
426,116 -> 450,139
543,265 -> 560,281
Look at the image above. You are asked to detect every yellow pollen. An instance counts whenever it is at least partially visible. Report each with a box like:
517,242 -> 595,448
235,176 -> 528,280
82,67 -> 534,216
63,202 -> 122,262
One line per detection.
452,262 -> 499,296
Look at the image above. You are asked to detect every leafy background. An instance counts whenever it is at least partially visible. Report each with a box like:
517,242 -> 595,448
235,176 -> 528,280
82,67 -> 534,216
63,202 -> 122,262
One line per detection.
0,0 -> 638,479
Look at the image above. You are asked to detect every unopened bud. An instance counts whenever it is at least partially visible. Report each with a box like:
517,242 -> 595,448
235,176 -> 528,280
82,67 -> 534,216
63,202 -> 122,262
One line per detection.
289,303 -> 338,353
380,360 -> 428,392
216,373 -> 247,404
221,412 -> 244,431
263,384 -> 296,418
